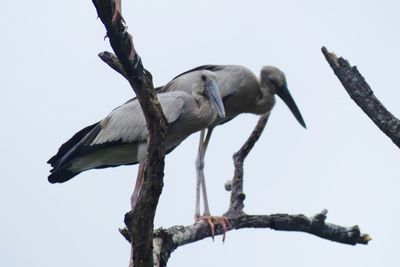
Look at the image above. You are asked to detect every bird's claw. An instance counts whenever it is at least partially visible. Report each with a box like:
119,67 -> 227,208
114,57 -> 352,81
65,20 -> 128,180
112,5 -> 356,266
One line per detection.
196,215 -> 229,242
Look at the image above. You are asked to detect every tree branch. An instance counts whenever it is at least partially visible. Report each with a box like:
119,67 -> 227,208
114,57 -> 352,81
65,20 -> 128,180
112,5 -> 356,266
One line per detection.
149,113 -> 370,266
98,51 -> 128,79
92,1 -> 168,267
322,46 -> 400,148
153,209 -> 371,266
225,113 -> 270,216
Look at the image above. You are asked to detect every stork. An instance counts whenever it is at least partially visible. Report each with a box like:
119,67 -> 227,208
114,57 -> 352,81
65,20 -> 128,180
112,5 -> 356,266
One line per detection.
48,70 -> 225,209
159,65 -> 306,223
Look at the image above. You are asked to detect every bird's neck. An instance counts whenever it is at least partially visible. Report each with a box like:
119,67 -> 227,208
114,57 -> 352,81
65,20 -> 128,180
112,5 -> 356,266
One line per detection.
195,95 -> 218,127
253,83 -> 276,114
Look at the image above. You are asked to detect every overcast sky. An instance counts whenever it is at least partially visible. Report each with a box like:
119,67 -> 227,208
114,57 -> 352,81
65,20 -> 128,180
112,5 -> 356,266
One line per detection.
2,0 -> 400,266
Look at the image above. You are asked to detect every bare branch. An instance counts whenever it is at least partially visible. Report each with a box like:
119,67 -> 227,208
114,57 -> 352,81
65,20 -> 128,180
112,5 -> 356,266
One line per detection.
92,1 -> 168,266
98,51 -> 127,79
153,210 -> 370,267
322,46 -> 400,148
150,112 -> 370,266
225,113 -> 270,216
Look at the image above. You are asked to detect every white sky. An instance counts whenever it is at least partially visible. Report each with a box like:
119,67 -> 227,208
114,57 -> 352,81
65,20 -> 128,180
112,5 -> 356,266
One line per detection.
2,0 -> 400,266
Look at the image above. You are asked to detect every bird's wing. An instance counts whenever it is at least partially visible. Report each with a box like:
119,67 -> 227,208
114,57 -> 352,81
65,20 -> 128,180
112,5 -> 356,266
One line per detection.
214,65 -> 258,101
171,65 -> 225,80
158,65 -> 226,93
158,91 -> 189,123
47,122 -> 100,167
91,100 -> 148,145
92,91 -> 187,145
157,64 -> 250,102
49,92 -> 188,170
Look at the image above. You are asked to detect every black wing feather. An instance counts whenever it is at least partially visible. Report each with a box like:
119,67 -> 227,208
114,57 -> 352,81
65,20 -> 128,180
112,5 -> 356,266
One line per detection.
48,122 -> 102,169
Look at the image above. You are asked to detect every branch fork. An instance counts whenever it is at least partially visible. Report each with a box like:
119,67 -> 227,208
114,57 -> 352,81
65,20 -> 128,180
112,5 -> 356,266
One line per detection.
150,113 -> 370,266
91,3 -> 371,266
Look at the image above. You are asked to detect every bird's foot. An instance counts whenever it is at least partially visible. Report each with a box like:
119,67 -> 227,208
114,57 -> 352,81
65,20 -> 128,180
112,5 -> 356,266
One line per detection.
195,215 -> 229,242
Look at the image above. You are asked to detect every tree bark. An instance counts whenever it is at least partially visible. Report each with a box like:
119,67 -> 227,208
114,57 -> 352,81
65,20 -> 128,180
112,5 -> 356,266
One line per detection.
322,46 -> 400,148
152,210 -> 370,266
92,1 -> 168,266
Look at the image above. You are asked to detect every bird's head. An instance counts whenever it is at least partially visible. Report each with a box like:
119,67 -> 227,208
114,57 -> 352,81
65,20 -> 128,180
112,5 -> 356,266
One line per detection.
193,70 -> 226,118
260,66 -> 306,128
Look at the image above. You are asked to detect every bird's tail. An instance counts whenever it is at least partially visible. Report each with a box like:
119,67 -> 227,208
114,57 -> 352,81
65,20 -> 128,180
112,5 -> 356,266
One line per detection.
47,122 -> 101,183
48,166 -> 79,184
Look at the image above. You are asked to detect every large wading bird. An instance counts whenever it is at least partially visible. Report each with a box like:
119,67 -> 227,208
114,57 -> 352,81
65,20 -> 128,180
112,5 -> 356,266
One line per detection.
48,70 -> 225,208
158,65 -> 306,224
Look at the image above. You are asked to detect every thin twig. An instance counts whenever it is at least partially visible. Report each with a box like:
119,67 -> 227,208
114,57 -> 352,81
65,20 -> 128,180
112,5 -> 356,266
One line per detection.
98,51 -> 127,79
98,51 -> 163,92
322,46 -> 400,148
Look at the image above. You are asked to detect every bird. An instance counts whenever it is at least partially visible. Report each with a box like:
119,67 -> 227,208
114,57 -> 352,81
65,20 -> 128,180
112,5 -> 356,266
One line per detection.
158,65 -> 306,225
47,70 -> 225,208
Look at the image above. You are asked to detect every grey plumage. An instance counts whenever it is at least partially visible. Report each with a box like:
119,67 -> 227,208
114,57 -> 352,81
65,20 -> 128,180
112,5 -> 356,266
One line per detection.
160,65 -> 306,127
157,64 -> 306,218
48,70 -> 225,183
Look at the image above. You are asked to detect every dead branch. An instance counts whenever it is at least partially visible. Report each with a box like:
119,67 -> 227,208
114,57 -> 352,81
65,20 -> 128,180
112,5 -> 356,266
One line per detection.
92,1 -> 168,267
322,46 -> 400,148
153,210 -> 370,267
149,114 -> 370,266
225,113 -> 270,216
98,51 -> 127,79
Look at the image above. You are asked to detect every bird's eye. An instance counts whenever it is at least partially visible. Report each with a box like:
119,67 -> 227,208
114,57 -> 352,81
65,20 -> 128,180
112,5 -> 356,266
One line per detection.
201,75 -> 207,81
267,75 -> 274,83
268,78 -> 278,87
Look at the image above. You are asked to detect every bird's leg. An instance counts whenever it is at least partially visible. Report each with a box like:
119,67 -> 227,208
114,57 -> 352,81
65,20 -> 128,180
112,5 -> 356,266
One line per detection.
130,161 -> 146,209
195,128 -> 229,241
200,128 -> 213,216
128,161 -> 146,267
128,247 -> 134,267
194,130 -> 206,220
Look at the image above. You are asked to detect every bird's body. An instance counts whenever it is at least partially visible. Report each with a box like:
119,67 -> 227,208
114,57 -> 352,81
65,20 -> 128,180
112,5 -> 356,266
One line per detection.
159,65 -> 286,126
48,70 -> 225,184
158,64 -> 306,220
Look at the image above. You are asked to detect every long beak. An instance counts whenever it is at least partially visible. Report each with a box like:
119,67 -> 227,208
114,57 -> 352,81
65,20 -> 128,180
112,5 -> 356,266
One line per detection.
276,85 -> 306,128
205,80 -> 226,118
